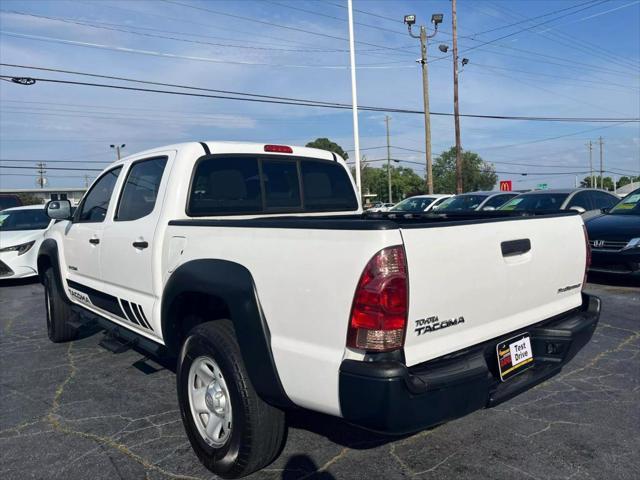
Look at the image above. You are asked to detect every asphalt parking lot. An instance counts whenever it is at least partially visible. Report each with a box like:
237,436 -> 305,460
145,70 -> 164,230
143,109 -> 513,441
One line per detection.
1,276 -> 638,480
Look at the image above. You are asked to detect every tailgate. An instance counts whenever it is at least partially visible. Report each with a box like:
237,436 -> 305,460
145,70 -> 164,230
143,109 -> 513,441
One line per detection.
401,215 -> 587,367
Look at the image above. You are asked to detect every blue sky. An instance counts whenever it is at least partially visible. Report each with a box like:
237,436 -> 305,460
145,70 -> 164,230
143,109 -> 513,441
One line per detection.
0,0 -> 639,191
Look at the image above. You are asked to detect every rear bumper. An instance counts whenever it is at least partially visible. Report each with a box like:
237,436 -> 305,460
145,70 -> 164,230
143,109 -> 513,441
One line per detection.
339,293 -> 600,435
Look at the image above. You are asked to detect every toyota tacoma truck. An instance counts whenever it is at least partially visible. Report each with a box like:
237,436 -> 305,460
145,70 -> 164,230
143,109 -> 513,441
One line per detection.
39,141 -> 600,478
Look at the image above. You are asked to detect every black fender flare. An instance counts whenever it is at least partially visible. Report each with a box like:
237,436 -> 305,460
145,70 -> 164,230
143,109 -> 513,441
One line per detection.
37,239 -> 68,300
161,259 -> 294,408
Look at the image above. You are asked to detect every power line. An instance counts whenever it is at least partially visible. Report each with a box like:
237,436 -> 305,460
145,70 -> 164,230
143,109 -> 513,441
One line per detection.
2,66 -> 638,123
0,165 -> 103,171
0,31 -> 410,69
480,1 -> 640,74
160,0 -> 417,56
263,1 -> 408,37
2,10 -> 393,55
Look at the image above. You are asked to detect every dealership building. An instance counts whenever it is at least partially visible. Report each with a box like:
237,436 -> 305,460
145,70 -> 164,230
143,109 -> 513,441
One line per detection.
0,187 -> 86,206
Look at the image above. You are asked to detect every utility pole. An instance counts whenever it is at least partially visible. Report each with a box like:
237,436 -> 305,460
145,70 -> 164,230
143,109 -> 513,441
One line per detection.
404,13 -> 443,194
385,115 -> 392,203
451,0 -> 463,194
110,143 -> 126,161
36,162 -> 46,189
598,136 -> 604,189
84,174 -> 91,189
587,140 -> 594,188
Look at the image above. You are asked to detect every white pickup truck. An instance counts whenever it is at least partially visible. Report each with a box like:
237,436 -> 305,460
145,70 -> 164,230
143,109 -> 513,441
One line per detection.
39,141 -> 600,478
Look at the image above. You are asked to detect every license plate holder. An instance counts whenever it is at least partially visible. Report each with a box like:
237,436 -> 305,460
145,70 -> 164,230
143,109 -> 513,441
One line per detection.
497,333 -> 534,382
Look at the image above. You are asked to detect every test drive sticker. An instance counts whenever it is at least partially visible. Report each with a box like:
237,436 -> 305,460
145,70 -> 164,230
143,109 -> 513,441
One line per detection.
497,333 -> 534,381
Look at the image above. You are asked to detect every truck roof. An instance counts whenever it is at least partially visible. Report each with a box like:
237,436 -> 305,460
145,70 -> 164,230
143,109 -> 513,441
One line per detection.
113,141 -> 339,166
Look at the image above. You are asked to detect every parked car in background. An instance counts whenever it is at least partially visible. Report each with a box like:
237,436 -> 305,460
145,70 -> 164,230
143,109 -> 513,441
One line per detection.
500,188 -> 619,219
0,194 -> 22,211
366,202 -> 395,212
0,205 -> 53,279
435,191 -> 518,212
388,194 -> 453,213
585,187 -> 640,277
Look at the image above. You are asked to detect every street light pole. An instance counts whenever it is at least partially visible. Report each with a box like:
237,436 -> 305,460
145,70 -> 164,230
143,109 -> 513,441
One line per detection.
452,0 -> 463,194
347,0 -> 362,200
385,115 -> 392,203
405,13 -> 443,195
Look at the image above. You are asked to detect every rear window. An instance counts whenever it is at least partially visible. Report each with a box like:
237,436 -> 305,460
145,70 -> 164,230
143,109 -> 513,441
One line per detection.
188,156 -> 357,216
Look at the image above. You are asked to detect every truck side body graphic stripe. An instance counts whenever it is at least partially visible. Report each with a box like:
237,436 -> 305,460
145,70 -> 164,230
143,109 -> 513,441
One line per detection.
67,279 -> 126,319
121,300 -> 140,326
66,280 -> 153,331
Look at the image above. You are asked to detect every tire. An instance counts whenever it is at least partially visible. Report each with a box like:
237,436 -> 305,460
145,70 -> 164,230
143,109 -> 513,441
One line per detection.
177,320 -> 286,479
43,267 -> 77,343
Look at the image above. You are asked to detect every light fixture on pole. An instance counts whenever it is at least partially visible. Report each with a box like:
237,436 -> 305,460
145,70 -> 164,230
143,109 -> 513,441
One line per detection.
110,143 -> 126,161
404,12 -> 443,195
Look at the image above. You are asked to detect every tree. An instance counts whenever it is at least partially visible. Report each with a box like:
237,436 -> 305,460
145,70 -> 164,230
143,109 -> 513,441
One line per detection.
16,193 -> 42,205
578,176 -> 629,191
306,138 -> 348,160
432,147 -> 497,193
350,163 -> 426,203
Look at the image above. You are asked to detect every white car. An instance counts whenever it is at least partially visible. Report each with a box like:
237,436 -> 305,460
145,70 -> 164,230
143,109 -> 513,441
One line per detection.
366,202 -> 395,212
0,205 -> 53,279
388,194 -> 453,213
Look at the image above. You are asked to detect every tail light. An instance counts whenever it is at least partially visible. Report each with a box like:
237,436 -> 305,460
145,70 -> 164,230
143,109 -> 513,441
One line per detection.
582,225 -> 591,289
347,246 -> 408,352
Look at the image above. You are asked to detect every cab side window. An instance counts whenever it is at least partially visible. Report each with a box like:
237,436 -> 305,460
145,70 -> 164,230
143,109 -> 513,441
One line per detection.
590,191 -> 618,209
116,157 -> 168,221
485,194 -> 514,209
567,192 -> 591,210
76,167 -> 122,223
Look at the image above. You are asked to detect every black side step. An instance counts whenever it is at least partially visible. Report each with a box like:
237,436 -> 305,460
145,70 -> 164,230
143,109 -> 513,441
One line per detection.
99,334 -> 137,354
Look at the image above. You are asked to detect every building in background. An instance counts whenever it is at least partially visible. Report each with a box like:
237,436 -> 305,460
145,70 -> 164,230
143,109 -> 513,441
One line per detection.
617,182 -> 640,197
0,187 -> 86,206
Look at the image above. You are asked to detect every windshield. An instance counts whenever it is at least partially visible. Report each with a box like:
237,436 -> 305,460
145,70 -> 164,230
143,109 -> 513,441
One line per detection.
610,192 -> 640,215
390,197 -> 437,212
437,194 -> 488,211
0,209 -> 50,231
500,193 -> 569,211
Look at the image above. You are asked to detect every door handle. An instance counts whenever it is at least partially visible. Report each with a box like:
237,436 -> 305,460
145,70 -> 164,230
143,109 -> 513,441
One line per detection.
132,241 -> 149,249
501,239 -> 531,257
89,238 -> 100,245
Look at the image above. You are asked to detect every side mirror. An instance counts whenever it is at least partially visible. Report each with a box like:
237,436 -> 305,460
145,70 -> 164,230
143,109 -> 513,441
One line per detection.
483,206 -> 496,211
46,200 -> 72,220
569,206 -> 586,214
601,207 -> 610,214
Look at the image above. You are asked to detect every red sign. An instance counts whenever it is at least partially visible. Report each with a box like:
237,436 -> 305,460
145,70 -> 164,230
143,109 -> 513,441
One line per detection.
500,180 -> 512,191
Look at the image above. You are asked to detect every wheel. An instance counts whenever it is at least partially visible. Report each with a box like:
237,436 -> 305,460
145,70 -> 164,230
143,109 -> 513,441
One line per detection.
43,267 -> 77,343
177,320 -> 286,478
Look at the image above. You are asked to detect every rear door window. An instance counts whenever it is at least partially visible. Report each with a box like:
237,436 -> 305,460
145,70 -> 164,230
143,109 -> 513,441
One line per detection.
116,157 -> 168,221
